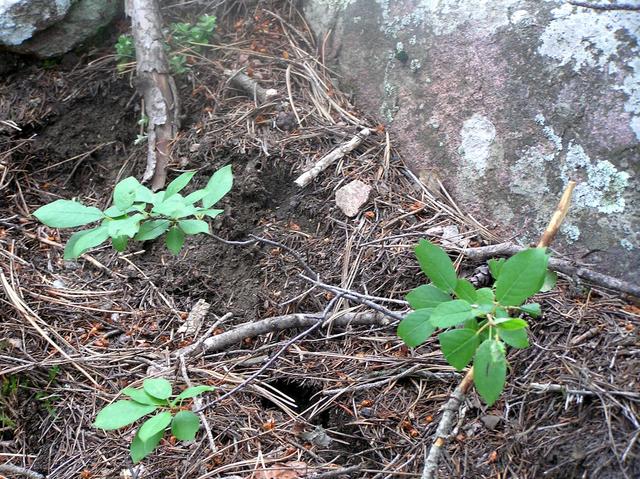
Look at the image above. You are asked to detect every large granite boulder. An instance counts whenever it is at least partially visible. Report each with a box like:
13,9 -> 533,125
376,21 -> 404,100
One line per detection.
304,0 -> 640,283
0,0 -> 120,58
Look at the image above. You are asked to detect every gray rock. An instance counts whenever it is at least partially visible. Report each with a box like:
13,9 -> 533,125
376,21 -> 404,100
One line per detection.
304,0 -> 640,283
335,179 -> 372,217
1,0 -> 120,58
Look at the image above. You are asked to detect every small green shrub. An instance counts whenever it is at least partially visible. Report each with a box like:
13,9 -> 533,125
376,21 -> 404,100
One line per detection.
115,34 -> 135,71
94,378 -> 214,463
398,240 -> 556,405
33,166 -> 233,259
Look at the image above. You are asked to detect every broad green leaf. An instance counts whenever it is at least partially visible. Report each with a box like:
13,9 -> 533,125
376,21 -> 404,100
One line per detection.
135,220 -> 170,241
495,248 -> 549,306
113,177 -> 141,211
414,239 -> 457,293
138,411 -> 172,442
34,200 -> 103,228
178,219 -> 209,235
202,165 -> 233,208
135,184 -> 155,204
488,258 -> 505,280
171,410 -> 200,441
540,270 -> 557,292
495,307 -> 509,318
405,284 -> 450,310
195,208 -> 224,219
520,303 -> 541,318
165,171 -> 196,199
397,309 -> 435,348
152,195 -> 187,217
498,328 -> 529,349
183,188 -> 209,204
130,428 -> 163,463
107,214 -> 143,238
111,235 -> 128,252
143,378 -> 172,400
64,225 -> 110,259
104,204 -> 143,217
121,387 -> 167,406
430,300 -> 474,328
454,279 -> 477,303
93,400 -> 157,430
151,191 -> 165,206
166,227 -> 185,255
473,339 -> 507,406
463,317 -> 479,331
438,328 -> 479,370
476,288 -> 494,305
494,318 -> 528,330
171,385 -> 215,405
477,320 -> 490,343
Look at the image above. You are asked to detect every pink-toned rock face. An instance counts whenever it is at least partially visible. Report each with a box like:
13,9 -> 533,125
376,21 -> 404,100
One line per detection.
305,0 -> 640,282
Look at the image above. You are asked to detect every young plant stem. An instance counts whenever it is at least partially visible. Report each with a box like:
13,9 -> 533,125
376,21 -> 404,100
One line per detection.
421,181 -> 576,479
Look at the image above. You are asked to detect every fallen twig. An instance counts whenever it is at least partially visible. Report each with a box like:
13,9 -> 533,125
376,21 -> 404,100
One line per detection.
568,1 -> 640,11
294,128 -> 370,187
0,463 -> 45,479
224,69 -> 278,104
530,382 -> 640,400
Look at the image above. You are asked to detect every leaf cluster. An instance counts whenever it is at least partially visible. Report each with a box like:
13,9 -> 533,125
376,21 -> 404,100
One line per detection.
397,240 -> 556,405
33,166 -> 233,259
94,378 -> 214,463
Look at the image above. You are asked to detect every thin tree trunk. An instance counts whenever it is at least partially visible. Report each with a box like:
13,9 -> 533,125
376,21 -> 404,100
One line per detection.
127,0 -> 180,190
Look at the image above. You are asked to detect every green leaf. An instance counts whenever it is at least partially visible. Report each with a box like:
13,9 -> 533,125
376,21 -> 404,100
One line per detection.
488,258 -> 505,280
495,248 -> 549,306
63,225 -> 110,259
520,303 -> 541,318
405,284 -> 451,310
414,239 -> 457,293
113,177 -> 142,211
183,189 -> 210,205
121,387 -> 167,406
166,227 -> 185,254
495,307 -> 509,318
476,288 -> 494,305
135,220 -> 170,241
430,300 -> 474,328
111,235 -> 128,252
195,208 -> 224,219
178,219 -> 209,235
454,279 -> 477,303
93,400 -> 157,430
172,385 -> 215,405
463,317 -> 479,331
104,204 -> 144,218
34,200 -> 104,228
473,339 -> 507,406
171,410 -> 200,441
143,378 -> 172,400
107,214 -> 143,238
135,184 -> 155,204
397,309 -> 435,348
494,318 -> 528,330
498,328 -> 529,349
130,428 -> 163,463
165,171 -> 197,199
438,328 -> 479,370
540,270 -> 557,292
151,191 -> 165,206
138,411 -> 172,442
202,165 -> 233,208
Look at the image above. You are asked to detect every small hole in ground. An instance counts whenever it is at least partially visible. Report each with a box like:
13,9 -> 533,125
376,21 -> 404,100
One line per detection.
261,379 -> 329,425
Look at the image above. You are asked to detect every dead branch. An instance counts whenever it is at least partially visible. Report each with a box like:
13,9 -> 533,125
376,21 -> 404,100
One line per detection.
181,310 -> 392,355
568,1 -> 640,11
421,182 -> 576,479
0,464 -> 44,479
530,382 -> 640,400
461,243 -> 640,298
224,69 -> 279,104
127,0 -> 180,190
294,128 -> 370,187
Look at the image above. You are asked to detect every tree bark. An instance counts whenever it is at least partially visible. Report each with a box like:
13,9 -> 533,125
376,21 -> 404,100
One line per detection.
127,0 -> 180,190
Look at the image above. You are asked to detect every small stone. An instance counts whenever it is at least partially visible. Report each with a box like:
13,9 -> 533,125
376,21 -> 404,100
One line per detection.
480,415 -> 502,430
335,180 -> 372,217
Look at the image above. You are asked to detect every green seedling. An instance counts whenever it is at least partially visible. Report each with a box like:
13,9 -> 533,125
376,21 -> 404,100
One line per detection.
115,34 -> 135,72
397,239 -> 556,405
33,165 -> 233,259
94,378 -> 214,463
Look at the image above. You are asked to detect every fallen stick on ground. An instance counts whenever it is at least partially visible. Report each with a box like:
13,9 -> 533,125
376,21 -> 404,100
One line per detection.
180,310 -> 392,355
294,128 -> 370,187
461,243 -> 640,298
530,382 -> 640,400
224,69 -> 278,104
0,463 -> 45,479
421,181 -> 576,479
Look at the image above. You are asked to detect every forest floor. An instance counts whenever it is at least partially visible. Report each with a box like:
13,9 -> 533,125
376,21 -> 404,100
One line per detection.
1,1 -> 639,478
